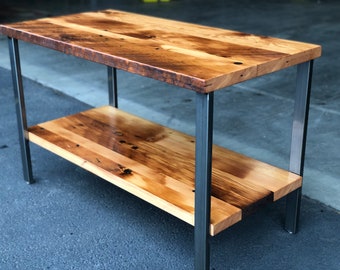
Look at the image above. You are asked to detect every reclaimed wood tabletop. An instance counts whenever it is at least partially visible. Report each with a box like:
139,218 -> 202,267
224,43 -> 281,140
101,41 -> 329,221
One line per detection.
0,9 -> 321,92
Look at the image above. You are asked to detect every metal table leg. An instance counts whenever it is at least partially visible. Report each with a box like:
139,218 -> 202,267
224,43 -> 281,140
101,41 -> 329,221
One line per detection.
195,92 -> 214,270
107,66 -> 118,108
8,37 -> 34,184
285,60 -> 314,233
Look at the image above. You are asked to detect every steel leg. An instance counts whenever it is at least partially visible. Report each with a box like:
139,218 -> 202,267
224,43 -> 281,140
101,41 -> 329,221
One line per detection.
8,37 -> 34,184
285,60 -> 314,233
107,66 -> 118,108
195,92 -> 214,270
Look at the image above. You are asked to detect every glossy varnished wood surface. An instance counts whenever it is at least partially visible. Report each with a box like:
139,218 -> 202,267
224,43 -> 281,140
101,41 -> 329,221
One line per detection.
28,106 -> 302,235
0,9 -> 321,92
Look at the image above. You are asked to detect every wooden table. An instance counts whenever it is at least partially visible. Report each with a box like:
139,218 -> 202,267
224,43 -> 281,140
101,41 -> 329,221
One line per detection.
0,9 -> 321,269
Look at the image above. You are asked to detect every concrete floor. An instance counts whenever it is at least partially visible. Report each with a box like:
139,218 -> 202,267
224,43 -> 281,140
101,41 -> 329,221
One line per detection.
0,0 -> 339,214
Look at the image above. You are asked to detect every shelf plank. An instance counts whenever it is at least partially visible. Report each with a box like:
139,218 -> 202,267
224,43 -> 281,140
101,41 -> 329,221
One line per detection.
28,123 -> 241,236
27,106 -> 302,235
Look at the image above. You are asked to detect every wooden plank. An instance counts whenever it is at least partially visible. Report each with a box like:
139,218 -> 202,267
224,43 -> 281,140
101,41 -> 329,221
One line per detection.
49,107 -> 274,211
28,122 -> 241,236
27,106 -> 302,235
80,106 -> 301,202
81,10 -> 319,56
0,9 -> 321,92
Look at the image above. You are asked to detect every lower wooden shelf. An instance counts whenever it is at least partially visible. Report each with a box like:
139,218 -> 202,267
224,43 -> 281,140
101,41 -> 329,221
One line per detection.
27,106 -> 302,236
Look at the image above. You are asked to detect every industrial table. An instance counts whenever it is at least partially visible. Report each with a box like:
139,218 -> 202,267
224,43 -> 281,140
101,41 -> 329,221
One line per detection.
0,9 -> 321,269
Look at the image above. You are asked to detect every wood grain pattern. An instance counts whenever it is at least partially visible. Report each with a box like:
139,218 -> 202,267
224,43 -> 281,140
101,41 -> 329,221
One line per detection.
27,106 -> 302,235
0,9 -> 321,92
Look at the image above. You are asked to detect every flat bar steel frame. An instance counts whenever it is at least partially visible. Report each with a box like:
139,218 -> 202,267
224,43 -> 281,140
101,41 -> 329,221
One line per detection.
285,60 -> 314,233
8,37 -> 34,184
195,92 -> 214,270
7,35 -> 314,269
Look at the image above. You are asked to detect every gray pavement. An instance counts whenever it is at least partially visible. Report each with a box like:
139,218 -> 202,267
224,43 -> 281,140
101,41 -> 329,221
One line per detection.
1,66 -> 339,269
0,0 -> 340,269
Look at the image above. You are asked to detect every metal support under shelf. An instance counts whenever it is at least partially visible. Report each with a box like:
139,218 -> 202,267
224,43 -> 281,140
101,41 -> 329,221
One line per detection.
8,37 -> 34,184
285,60 -> 314,234
194,92 -> 214,270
